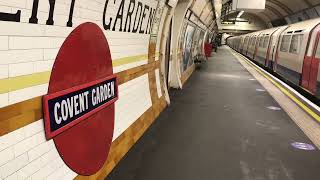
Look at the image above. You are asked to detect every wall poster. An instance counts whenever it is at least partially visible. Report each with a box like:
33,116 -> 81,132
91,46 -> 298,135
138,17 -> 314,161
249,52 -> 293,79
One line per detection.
192,28 -> 201,58
182,23 -> 196,71
198,30 -> 206,55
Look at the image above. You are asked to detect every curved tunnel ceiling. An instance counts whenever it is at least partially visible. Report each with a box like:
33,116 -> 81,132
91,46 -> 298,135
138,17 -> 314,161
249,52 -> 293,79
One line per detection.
220,0 -> 320,26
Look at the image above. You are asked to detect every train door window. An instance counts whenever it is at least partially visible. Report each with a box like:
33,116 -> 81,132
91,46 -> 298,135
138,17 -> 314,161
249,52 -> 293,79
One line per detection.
280,35 -> 291,52
263,36 -> 269,48
289,34 -> 303,54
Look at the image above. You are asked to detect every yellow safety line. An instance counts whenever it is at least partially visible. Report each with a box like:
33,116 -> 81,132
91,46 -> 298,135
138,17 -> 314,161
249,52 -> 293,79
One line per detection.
230,49 -> 320,123
0,54 -> 148,93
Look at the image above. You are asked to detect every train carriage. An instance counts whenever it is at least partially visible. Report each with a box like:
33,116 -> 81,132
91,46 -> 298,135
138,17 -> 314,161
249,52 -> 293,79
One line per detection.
244,34 -> 252,55
254,29 -> 272,66
254,26 -> 288,68
247,32 -> 261,59
227,17 -> 320,97
266,26 -> 288,69
276,18 -> 320,87
241,34 -> 251,54
237,36 -> 244,51
300,19 -> 320,95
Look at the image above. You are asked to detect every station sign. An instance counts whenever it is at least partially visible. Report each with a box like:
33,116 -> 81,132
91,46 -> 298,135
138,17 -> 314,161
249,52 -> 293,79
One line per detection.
43,75 -> 118,139
42,22 -> 117,175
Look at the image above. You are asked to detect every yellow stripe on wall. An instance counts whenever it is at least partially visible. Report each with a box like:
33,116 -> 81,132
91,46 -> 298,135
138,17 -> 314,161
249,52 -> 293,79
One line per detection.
0,54 -> 148,94
112,54 -> 148,66
0,71 -> 51,94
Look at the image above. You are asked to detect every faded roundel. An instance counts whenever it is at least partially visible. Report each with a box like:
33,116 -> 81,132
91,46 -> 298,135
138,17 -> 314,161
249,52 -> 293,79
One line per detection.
42,22 -> 118,175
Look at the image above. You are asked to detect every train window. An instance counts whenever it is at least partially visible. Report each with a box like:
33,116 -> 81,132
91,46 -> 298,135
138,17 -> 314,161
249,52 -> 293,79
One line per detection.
315,43 -> 320,58
259,36 -> 264,47
263,36 -> 269,48
289,34 -> 303,54
280,35 -> 291,52
251,37 -> 256,46
244,37 -> 248,45
248,37 -> 252,46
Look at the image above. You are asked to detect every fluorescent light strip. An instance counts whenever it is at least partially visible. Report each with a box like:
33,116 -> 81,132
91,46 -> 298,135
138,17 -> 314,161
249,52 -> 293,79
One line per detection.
237,11 -> 244,18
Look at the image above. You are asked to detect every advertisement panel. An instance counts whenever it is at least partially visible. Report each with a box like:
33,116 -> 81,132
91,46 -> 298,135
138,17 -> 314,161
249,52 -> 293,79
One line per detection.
182,24 -> 196,71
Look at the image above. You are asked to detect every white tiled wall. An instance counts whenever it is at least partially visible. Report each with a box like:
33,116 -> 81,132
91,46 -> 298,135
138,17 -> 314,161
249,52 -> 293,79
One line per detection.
0,0 -> 158,179
113,59 -> 148,73
0,120 -> 71,180
0,49 -> 43,65
0,0 -> 157,107
8,84 -> 48,105
0,36 -> 8,50
0,93 -> 8,108
113,74 -> 152,140
0,75 -> 152,179
0,65 -> 8,79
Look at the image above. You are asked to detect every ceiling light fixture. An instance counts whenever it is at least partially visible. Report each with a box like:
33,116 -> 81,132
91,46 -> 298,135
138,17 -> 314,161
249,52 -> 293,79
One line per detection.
237,11 -> 244,18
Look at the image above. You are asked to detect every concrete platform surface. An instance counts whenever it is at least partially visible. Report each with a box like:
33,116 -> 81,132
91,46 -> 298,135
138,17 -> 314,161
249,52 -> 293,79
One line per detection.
106,47 -> 320,180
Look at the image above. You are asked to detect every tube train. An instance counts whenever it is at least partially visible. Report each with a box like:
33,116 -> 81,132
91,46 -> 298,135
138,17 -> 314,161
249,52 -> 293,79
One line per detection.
227,18 -> 320,97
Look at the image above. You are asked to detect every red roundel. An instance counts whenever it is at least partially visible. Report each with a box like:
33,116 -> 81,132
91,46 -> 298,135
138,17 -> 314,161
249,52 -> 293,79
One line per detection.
47,23 -> 115,175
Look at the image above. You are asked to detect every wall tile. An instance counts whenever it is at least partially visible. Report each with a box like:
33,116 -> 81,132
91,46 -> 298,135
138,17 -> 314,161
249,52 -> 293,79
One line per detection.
0,49 -> 43,65
13,131 -> 46,157
0,129 -> 25,151
0,147 -> 15,167
9,84 -> 48,105
0,153 -> 28,179
0,36 -> 8,50
28,140 -> 54,162
9,62 -> 35,77
0,65 -> 8,79
0,93 -> 9,108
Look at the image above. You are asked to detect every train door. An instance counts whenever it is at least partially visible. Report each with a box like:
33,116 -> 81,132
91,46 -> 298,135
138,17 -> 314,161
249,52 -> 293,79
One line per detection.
303,31 -> 320,94
272,27 -> 289,71
265,35 -> 272,67
253,35 -> 260,60
245,37 -> 251,55
270,34 -> 281,70
243,36 -> 249,53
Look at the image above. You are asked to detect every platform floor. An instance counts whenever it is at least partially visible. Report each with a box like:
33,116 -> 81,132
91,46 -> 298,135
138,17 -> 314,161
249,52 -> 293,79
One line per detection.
106,46 -> 320,180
